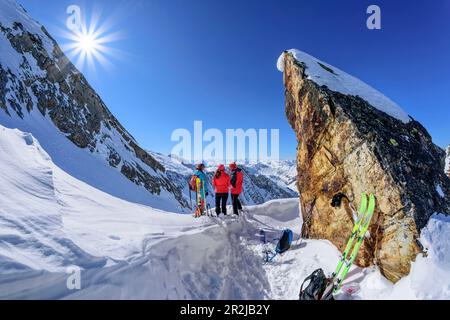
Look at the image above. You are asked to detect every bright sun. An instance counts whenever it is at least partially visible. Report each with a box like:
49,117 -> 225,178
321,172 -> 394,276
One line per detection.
60,8 -> 123,73
77,33 -> 97,53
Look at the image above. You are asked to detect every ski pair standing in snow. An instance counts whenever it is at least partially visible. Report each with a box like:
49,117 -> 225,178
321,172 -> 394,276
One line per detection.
212,164 -> 230,216
189,163 -> 209,217
229,162 -> 244,216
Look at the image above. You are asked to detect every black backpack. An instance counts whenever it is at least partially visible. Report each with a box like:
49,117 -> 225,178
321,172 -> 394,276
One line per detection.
299,268 -> 334,300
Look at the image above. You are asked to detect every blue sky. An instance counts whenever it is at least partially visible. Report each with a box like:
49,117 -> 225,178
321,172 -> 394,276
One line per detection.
18,0 -> 450,159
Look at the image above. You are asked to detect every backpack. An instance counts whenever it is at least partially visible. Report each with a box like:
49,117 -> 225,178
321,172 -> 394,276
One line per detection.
276,229 -> 293,254
299,268 -> 334,300
189,175 -> 199,192
264,229 -> 294,263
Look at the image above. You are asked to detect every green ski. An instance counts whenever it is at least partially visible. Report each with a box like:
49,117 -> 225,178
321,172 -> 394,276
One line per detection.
332,193 -> 368,279
333,193 -> 376,292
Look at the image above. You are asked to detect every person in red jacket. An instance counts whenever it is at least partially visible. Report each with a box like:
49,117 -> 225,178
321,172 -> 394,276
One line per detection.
229,162 -> 243,215
212,164 -> 230,216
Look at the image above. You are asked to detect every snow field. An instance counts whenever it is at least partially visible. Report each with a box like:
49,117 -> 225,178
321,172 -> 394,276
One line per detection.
1,125 -> 450,300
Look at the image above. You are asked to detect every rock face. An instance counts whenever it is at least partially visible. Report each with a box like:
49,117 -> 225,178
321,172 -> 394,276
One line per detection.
279,50 -> 450,282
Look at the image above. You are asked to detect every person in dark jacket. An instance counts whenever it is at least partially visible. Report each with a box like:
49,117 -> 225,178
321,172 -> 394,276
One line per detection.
229,162 -> 243,215
212,164 -> 230,216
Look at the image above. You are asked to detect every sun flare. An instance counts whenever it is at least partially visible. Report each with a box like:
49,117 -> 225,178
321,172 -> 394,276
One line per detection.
59,7 -> 123,74
77,33 -> 97,54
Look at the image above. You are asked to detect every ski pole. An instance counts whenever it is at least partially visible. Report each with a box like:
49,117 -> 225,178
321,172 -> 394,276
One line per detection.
267,251 -> 278,263
201,180 -> 207,216
294,231 -> 302,246
188,184 -> 193,210
238,195 -> 246,214
207,204 -> 212,217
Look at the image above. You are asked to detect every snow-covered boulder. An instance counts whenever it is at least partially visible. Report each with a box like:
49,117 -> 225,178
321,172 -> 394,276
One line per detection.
278,49 -> 450,283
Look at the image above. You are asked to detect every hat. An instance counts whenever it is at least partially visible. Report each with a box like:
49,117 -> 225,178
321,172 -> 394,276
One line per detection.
196,163 -> 205,170
229,162 -> 237,170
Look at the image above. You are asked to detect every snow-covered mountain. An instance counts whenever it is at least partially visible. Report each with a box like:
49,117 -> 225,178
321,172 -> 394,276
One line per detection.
245,160 -> 298,193
0,0 -> 295,212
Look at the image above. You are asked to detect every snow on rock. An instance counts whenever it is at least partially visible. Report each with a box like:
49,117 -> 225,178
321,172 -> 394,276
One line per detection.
0,0 -> 42,32
277,49 -> 410,123
446,145 -> 450,178
437,184 -> 445,198
387,213 -> 450,300
1,2 -> 449,300
0,0 -> 55,70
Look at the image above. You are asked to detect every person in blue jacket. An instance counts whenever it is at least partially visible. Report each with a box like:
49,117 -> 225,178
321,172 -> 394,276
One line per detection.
194,163 -> 208,197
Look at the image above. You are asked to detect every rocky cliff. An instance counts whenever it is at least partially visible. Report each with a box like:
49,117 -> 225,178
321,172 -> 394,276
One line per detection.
279,49 -> 450,282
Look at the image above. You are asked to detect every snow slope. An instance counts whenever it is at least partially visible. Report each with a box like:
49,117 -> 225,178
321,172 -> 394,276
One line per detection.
1,125 -> 450,300
277,49 -> 410,123
0,107 -> 184,212
0,124 -> 203,275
